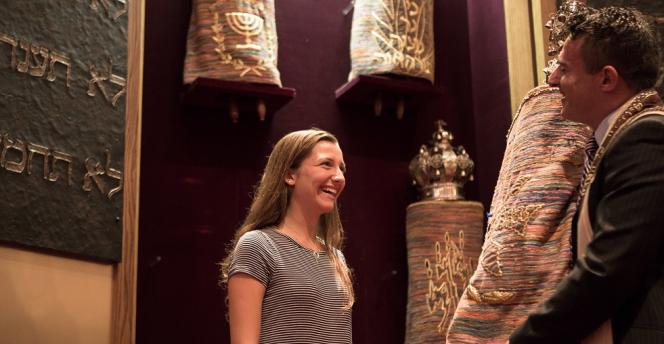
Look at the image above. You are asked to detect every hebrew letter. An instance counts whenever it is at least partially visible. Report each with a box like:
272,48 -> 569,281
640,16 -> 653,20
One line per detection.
89,0 -> 127,20
88,63 -> 126,107
1,136 -> 27,173
83,157 -> 107,194
48,151 -> 74,185
29,45 -> 50,77
104,150 -> 123,199
0,134 -> 8,169
0,33 -> 18,69
109,74 -> 126,107
89,0 -> 110,15
47,51 -> 71,87
89,0 -> 101,11
16,41 -> 30,73
113,0 -> 128,20
87,64 -> 110,99
27,143 -> 50,179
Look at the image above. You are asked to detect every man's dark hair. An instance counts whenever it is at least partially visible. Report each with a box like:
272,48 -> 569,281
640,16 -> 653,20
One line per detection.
569,6 -> 662,91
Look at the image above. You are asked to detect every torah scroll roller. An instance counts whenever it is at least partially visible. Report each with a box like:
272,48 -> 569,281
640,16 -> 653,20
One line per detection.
183,0 -> 281,86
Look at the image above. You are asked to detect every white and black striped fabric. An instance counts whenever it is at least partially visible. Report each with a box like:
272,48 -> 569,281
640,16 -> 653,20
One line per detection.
229,228 -> 352,344
581,135 -> 599,185
576,135 -> 599,208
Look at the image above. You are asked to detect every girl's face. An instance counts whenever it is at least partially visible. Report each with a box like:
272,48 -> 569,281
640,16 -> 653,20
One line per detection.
287,141 -> 346,216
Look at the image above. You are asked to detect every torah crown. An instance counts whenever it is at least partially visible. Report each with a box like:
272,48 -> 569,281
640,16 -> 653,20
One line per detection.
409,120 -> 474,200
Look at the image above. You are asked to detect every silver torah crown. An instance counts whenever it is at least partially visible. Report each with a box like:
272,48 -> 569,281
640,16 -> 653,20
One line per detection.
543,1 -> 595,78
409,120 -> 474,200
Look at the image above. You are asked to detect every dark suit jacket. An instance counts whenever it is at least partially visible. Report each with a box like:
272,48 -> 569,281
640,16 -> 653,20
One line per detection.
510,114 -> 664,343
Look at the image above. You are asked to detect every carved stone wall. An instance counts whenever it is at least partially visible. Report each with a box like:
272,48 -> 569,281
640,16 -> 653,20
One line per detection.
0,0 -> 127,262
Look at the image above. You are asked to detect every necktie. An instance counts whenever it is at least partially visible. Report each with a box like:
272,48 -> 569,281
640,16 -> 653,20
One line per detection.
571,135 -> 599,264
577,135 -> 599,205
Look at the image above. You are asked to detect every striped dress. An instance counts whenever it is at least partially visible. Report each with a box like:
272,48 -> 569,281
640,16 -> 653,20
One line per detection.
228,228 -> 352,344
446,86 -> 592,343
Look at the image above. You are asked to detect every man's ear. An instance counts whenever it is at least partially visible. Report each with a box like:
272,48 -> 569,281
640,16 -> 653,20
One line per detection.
599,65 -> 620,92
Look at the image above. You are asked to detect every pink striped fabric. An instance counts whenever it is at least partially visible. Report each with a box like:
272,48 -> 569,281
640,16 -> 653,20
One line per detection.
446,86 -> 592,343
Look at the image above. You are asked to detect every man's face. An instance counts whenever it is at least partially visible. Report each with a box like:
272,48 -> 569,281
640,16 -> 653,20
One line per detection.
547,37 -> 602,126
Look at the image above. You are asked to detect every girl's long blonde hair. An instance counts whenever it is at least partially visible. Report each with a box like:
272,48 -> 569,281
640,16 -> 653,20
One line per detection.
221,129 -> 354,308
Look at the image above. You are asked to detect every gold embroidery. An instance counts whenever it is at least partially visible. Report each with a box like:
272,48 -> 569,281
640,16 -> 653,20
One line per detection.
209,1 -> 277,78
479,237 -> 504,277
578,90 -> 663,202
487,175 -> 530,234
371,0 -> 434,79
507,175 -> 530,200
226,12 -> 265,51
424,231 -> 474,335
495,204 -> 543,237
466,285 -> 515,304
481,202 -> 541,278
488,176 -> 535,235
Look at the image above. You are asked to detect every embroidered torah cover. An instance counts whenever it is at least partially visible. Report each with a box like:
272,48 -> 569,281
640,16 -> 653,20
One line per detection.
183,0 -> 281,86
446,86 -> 592,343
405,200 -> 483,343
349,0 -> 434,82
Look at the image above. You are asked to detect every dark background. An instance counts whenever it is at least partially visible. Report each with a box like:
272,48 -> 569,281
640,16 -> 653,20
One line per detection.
136,0 -> 511,342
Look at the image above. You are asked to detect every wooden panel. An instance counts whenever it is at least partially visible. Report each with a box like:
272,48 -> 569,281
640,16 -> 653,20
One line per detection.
111,0 -> 144,343
533,0 -> 559,86
0,246 -> 113,344
503,0 -> 537,115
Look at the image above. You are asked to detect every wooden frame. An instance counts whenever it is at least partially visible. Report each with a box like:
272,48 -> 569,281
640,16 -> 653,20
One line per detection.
112,0 -> 144,342
503,0 -> 558,115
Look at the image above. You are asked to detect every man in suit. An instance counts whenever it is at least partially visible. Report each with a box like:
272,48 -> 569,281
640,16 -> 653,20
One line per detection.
510,6 -> 664,344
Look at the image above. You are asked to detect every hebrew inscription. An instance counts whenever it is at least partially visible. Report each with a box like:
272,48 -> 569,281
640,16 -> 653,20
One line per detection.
87,61 -> 127,107
1,132 -> 121,198
83,150 -> 123,199
0,0 -> 127,261
424,231 -> 475,335
0,32 -> 126,108
1,33 -> 72,88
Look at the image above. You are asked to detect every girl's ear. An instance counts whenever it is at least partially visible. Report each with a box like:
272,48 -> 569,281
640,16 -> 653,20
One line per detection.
285,170 -> 296,186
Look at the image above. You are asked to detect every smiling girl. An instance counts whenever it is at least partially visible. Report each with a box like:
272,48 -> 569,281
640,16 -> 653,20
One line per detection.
221,129 -> 354,344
